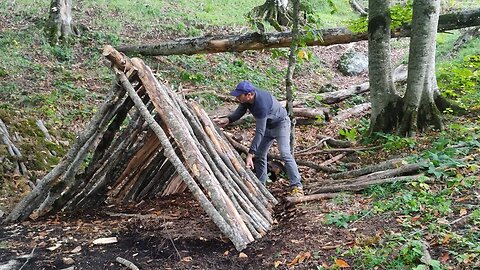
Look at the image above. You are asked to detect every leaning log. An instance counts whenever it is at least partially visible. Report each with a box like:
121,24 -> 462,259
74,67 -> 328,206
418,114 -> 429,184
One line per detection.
5,84 -> 126,222
0,119 -> 29,178
117,8 -> 480,56
5,45 -> 277,251
115,67 -> 251,250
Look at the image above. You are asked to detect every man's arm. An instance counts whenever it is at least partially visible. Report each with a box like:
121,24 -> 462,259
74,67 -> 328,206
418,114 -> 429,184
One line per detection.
227,104 -> 248,124
213,104 -> 248,127
249,117 -> 267,155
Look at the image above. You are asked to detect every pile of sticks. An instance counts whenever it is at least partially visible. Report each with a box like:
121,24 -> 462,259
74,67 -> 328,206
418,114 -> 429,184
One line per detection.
5,46 -> 277,251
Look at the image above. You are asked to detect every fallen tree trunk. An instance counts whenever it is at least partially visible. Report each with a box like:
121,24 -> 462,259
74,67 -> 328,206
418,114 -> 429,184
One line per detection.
221,106 -> 329,127
294,145 -> 380,157
316,135 -> 352,148
285,192 -> 342,204
318,65 -> 408,104
311,174 -> 425,194
313,163 -> 423,188
118,9 -> 480,56
332,102 -> 371,122
330,158 -> 405,179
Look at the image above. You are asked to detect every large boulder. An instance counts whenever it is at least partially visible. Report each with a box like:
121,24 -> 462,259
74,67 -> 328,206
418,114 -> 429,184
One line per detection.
338,50 -> 368,76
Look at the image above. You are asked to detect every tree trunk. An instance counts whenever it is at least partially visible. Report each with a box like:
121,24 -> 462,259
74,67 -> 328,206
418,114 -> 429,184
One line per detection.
349,0 -> 368,16
117,8 -> 480,56
247,0 -> 292,32
46,0 -> 77,44
367,0 -> 402,135
399,0 -> 442,136
285,0 -> 299,154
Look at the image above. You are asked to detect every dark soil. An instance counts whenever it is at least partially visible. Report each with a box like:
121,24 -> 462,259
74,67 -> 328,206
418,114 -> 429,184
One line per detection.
0,182 -> 400,270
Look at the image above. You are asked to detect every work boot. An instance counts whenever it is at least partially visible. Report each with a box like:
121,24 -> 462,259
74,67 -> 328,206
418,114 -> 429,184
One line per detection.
290,186 -> 304,197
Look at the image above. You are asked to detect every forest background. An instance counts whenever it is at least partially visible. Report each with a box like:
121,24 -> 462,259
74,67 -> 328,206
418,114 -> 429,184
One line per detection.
1,0 -> 480,269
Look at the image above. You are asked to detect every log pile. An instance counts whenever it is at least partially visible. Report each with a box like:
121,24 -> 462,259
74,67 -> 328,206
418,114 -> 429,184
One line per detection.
0,119 -> 30,183
4,45 -> 278,251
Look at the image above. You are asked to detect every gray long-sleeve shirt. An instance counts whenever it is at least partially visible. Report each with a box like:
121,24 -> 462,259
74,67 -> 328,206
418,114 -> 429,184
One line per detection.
227,89 -> 288,154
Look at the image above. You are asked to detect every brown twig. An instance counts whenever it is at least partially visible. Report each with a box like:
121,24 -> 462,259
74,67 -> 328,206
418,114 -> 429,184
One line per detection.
116,257 -> 140,270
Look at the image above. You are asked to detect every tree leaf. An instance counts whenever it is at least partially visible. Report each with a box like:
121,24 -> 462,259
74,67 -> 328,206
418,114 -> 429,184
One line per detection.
440,252 -> 450,263
287,251 -> 311,267
335,258 -> 350,268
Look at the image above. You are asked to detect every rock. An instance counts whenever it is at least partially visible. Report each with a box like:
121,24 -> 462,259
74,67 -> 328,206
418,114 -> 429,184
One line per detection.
63,257 -> 75,265
0,259 -> 20,270
92,237 -> 117,245
238,252 -> 248,259
338,50 -> 368,76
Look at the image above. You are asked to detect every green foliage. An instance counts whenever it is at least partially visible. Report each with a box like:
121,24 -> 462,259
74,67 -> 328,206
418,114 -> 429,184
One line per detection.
303,0 -> 357,27
389,0 -> 413,29
339,128 -> 357,142
375,132 -> 416,152
371,180 -> 453,219
347,234 -> 441,270
347,17 -> 368,33
347,1 -> 412,33
86,31 -> 122,47
324,211 -> 360,228
437,54 -> 480,109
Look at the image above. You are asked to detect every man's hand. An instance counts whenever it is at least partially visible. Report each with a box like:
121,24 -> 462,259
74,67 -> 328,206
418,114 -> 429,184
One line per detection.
213,117 -> 229,128
246,153 -> 254,170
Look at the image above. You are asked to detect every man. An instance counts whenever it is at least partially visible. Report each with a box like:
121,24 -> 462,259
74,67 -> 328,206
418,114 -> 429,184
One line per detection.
215,81 -> 303,196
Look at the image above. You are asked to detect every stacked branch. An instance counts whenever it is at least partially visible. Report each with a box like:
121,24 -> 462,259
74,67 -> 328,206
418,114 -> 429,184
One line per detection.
0,119 -> 29,179
5,46 -> 277,251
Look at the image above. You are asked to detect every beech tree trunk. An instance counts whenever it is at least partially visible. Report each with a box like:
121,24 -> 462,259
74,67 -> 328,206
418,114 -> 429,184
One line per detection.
399,0 -> 443,136
46,0 -> 77,44
117,8 -> 480,56
248,0 -> 292,32
367,0 -> 402,135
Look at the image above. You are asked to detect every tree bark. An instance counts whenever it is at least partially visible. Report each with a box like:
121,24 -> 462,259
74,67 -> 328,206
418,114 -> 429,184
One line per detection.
247,0 -> 292,32
367,0 -> 402,134
5,84 -> 125,222
117,9 -> 480,56
46,0 -> 78,45
311,174 -> 424,194
349,0 -> 368,16
285,0 -> 299,154
399,0 -> 442,136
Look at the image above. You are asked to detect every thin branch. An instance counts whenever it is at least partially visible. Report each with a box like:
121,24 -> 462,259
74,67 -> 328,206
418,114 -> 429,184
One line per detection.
18,245 -> 37,270
116,257 -> 140,270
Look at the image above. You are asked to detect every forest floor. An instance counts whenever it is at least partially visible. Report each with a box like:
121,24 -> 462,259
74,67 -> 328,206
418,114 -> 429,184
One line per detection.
0,185 -> 399,270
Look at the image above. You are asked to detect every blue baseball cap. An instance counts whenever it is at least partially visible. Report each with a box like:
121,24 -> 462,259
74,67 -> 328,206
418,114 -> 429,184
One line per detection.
230,81 -> 256,96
